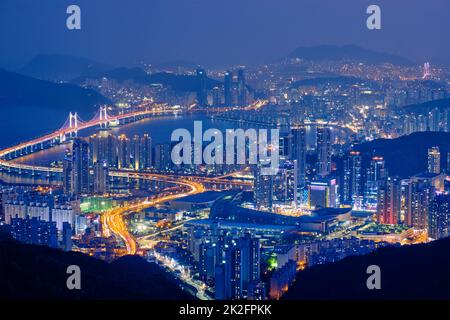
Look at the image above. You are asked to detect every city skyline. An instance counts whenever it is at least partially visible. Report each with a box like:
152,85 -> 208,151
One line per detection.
0,0 -> 449,304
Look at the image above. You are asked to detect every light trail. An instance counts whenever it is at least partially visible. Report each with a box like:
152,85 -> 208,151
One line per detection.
101,179 -> 205,255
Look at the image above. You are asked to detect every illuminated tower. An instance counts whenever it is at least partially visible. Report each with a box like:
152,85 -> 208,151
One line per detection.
427,146 -> 441,174
377,177 -> 401,225
71,139 -> 90,195
237,69 -> 247,107
291,127 -> 306,186
316,127 -> 331,177
224,71 -> 233,106
196,68 -> 208,107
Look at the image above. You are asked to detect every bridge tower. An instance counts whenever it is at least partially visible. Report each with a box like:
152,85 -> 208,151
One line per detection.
99,106 -> 109,129
68,112 -> 79,138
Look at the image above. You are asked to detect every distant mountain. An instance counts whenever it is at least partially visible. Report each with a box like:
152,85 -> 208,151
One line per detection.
0,68 -> 109,117
76,67 -> 222,92
0,232 -> 193,300
286,45 -> 413,66
403,98 -> 450,114
284,237 -> 450,300
154,60 -> 199,71
20,54 -> 113,82
291,76 -> 371,88
354,131 -> 450,178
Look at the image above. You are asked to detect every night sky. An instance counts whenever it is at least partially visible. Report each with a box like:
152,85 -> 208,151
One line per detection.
0,0 -> 449,68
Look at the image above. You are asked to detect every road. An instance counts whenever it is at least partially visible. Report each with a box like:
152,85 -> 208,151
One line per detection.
102,179 -> 205,255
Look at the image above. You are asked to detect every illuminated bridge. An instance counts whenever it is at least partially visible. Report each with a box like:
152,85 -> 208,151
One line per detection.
0,106 -> 251,188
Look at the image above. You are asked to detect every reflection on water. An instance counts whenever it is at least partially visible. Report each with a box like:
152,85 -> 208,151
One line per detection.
10,114 -> 247,166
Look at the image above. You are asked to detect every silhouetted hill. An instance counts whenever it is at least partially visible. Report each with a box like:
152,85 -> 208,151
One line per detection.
75,67 -> 222,92
354,131 -> 450,178
0,232 -> 193,300
154,60 -> 199,71
284,237 -> 450,300
287,45 -> 413,66
20,54 -> 112,82
403,98 -> 450,114
0,68 -> 109,116
291,76 -> 371,88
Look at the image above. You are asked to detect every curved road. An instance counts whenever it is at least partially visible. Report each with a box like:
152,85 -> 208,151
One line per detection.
101,179 -> 205,255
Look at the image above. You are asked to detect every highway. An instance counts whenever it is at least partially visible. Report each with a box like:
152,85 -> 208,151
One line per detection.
101,179 -> 205,255
0,106 -> 246,255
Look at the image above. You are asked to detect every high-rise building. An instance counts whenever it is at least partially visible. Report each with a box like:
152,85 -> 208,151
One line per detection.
214,234 -> 261,300
140,134 -> 153,169
224,71 -> 233,106
342,151 -> 363,205
428,194 -> 450,240
71,139 -> 90,195
237,69 -> 247,107
403,180 -> 434,228
274,160 -> 298,206
292,127 -> 306,186
131,134 -> 141,170
428,146 -> 441,174
377,177 -> 401,225
62,149 -> 72,194
93,160 -> 109,194
89,130 -> 117,167
447,151 -> 450,173
254,164 -> 273,210
196,68 -> 208,107
154,143 -> 172,171
365,156 -> 387,208
117,134 -> 130,169
308,177 -> 338,209
212,86 -> 221,107
316,127 -> 332,177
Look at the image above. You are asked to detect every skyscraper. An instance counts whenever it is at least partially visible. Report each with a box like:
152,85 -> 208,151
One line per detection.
342,151 -> 363,205
237,69 -> 247,107
428,195 -> 450,240
316,127 -> 331,177
212,86 -> 221,107
131,134 -> 141,170
141,134 -> 153,169
377,177 -> 401,225
196,68 -> 208,107
93,160 -> 109,194
292,127 -> 306,186
89,130 -> 117,168
364,156 -> 387,206
402,179 -> 434,230
62,149 -> 72,194
71,139 -> 90,195
224,71 -> 233,106
254,163 -> 273,211
154,143 -> 172,171
428,146 -> 441,174
273,160 -> 298,206
117,134 -> 130,169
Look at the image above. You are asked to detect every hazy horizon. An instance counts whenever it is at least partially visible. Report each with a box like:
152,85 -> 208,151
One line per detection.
1,0 -> 449,69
